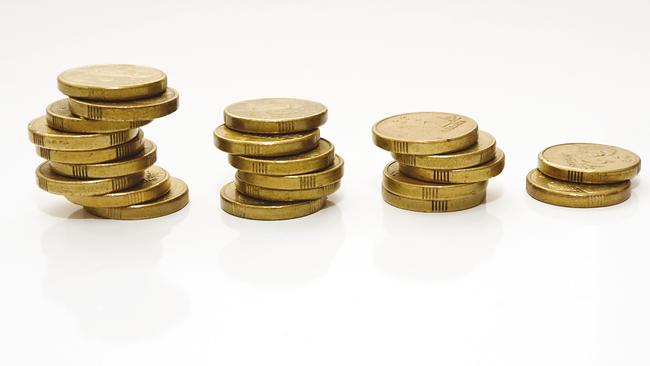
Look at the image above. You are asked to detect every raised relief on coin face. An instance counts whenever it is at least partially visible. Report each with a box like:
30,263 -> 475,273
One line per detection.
374,112 -> 477,141
60,65 -> 166,88
226,98 -> 326,121
544,143 -> 640,172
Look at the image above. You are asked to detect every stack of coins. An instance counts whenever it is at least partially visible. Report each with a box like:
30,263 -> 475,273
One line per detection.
214,98 -> 344,220
28,64 -> 189,220
526,143 -> 641,208
372,112 -> 505,212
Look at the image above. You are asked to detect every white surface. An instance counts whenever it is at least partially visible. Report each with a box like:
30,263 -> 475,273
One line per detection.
1,0 -> 649,365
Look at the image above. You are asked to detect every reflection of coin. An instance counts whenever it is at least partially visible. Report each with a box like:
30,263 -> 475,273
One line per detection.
228,139 -> 335,175
68,88 -> 179,121
214,125 -> 320,157
399,149 -> 505,183
28,116 -> 139,151
224,98 -> 327,134
36,130 -> 144,164
382,185 -> 486,212
46,99 -> 151,133
235,178 -> 340,201
36,162 -> 144,196
236,155 -> 343,189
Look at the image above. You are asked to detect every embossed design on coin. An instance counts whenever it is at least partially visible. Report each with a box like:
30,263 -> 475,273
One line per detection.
224,98 -> 327,134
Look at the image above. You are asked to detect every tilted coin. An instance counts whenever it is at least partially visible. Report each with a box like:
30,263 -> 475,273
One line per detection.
538,143 -> 641,184
36,162 -> 144,196
68,88 -> 179,121
382,185 -> 486,213
399,148 -> 505,183
235,178 -> 340,202
214,125 -> 320,157
46,99 -> 151,133
228,139 -> 335,175
36,130 -> 145,164
28,116 -> 139,151
236,155 -> 344,190
372,112 -> 478,155
84,177 -> 189,220
392,130 -> 497,169
220,182 -> 325,220
224,98 -> 328,134
526,169 -> 631,208
57,64 -> 167,101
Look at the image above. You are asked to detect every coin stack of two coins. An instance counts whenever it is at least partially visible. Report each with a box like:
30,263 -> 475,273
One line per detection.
28,65 -> 189,220
372,112 -> 505,212
214,98 -> 344,220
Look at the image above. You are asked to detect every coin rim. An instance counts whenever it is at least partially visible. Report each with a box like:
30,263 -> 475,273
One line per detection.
214,125 -> 320,157
68,88 -> 179,121
398,148 -> 505,183
235,155 -> 344,189
235,178 -> 341,201
382,184 -> 486,212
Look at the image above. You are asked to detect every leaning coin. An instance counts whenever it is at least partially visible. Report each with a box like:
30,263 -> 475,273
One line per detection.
46,99 -> 151,133
224,98 -> 327,134
68,88 -> 179,121
235,178 -> 340,202
36,162 -> 144,196
214,124 -> 320,157
399,149 -> 505,183
36,130 -> 144,164
236,155 -> 344,190
228,139 -> 335,175
382,185 -> 486,212
28,116 -> 139,151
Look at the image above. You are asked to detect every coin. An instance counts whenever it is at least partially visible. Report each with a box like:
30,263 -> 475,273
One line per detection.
57,64 -> 167,101
383,161 -> 487,200
36,162 -> 144,196
224,98 -> 327,134
67,166 -> 171,208
220,182 -> 325,220
538,143 -> 641,184
214,125 -> 320,157
49,140 -> 157,178
228,139 -> 335,175
84,177 -> 189,220
526,169 -> 631,208
36,130 -> 145,164
28,116 -> 139,151
236,155 -> 344,189
68,88 -> 179,121
46,99 -> 151,133
235,178 -> 340,201
392,130 -> 497,169
382,185 -> 486,212
399,148 -> 505,183
372,112 -> 479,155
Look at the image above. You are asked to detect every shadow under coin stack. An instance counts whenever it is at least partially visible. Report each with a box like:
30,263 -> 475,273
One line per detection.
372,112 -> 505,212
214,98 -> 344,220
526,143 -> 641,208
29,64 -> 189,220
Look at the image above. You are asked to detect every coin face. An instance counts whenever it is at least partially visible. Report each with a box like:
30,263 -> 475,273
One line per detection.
224,98 -> 327,134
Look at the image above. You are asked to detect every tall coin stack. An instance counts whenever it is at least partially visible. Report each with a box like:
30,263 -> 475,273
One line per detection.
29,64 -> 189,220
526,143 -> 641,208
372,112 -> 505,212
214,98 -> 344,220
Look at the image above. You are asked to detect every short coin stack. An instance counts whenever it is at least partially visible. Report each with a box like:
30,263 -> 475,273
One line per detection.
372,112 -> 505,212
29,64 -> 189,220
526,143 -> 641,208
214,98 -> 344,220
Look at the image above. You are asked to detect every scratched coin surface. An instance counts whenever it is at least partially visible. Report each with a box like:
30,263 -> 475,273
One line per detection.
399,148 -> 505,183
382,185 -> 486,213
46,99 -> 151,133
236,155 -> 344,190
538,143 -> 641,184
68,88 -> 179,121
36,162 -> 144,196
235,178 -> 340,202
526,169 -> 631,208
28,116 -> 139,151
228,139 -> 335,175
58,64 -> 167,101
214,124 -> 320,157
36,130 -> 145,164
372,112 -> 479,155
224,98 -> 327,134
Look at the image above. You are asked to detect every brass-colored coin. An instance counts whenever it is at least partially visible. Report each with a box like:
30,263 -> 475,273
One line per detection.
68,88 -> 179,121
67,166 -> 172,208
392,131 -> 497,169
49,140 -> 157,178
399,149 -> 505,183
214,125 -> 320,157
224,98 -> 327,134
372,112 -> 479,155
526,169 -> 631,208
228,139 -> 335,175
84,177 -> 189,220
538,143 -> 641,184
235,178 -> 340,202
46,99 -> 151,133
28,116 -> 139,151
36,162 -> 144,196
36,130 -> 145,164
57,64 -> 167,101
382,185 -> 486,212
383,161 -> 487,200
236,155 -> 344,189
220,182 -> 325,220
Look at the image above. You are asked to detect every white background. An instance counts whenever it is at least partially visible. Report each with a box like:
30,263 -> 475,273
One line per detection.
1,0 -> 648,365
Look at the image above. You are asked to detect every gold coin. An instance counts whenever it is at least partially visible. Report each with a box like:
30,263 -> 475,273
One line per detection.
538,143 -> 641,184
220,182 -> 325,220
36,130 -> 145,164
46,99 -> 151,133
214,124 -> 320,157
383,161 -> 487,200
236,155 -> 344,189
382,185 -> 486,212
392,130 -> 497,169
28,116 -> 139,151
228,139 -> 335,175
36,162 -> 144,196
68,88 -> 179,121
49,140 -> 157,178
399,148 -> 505,183
372,112 -> 479,155
526,169 -> 631,208
57,64 -> 167,101
67,166 -> 172,208
84,177 -> 189,220
224,98 -> 327,134
235,178 -> 340,202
